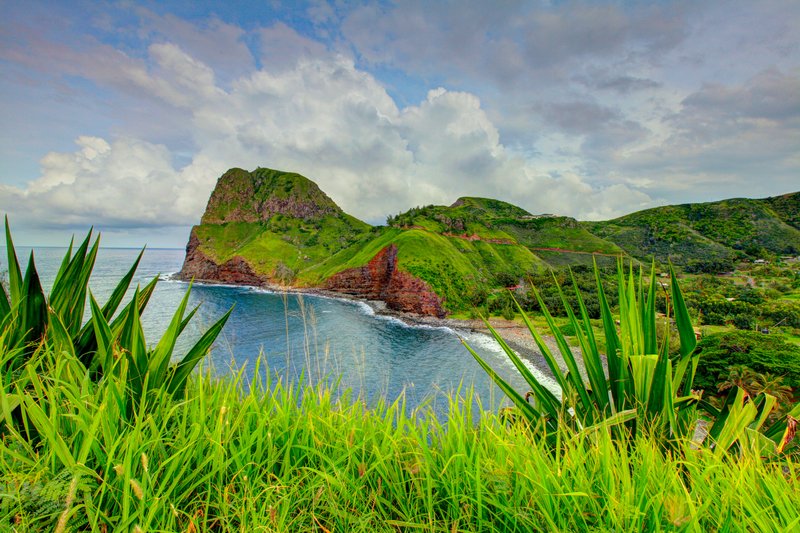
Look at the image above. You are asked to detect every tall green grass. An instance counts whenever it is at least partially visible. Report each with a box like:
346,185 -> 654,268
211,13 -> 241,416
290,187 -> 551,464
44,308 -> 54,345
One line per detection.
2,225 -> 798,531
466,259 -> 799,457
2,347 -> 799,532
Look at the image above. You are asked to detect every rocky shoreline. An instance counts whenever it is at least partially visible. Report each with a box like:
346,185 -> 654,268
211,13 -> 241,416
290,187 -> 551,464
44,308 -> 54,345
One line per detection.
172,274 -> 576,377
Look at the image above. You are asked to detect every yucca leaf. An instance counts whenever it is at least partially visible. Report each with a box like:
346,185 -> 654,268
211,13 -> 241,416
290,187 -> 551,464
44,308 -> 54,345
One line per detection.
75,248 -> 145,358
623,263 -> 644,357
462,338 -> 543,426
749,393 -> 777,432
0,282 -> 10,322
533,279 -> 594,422
646,305 -> 672,424
739,427 -> 781,458
19,252 -> 48,351
49,229 -> 92,325
518,289 -> 570,393
149,282 -> 192,382
107,276 -> 158,340
595,259 -> 625,412
763,402 -> 800,453
119,288 -> 148,398
167,307 -> 233,398
713,396 -> 759,456
4,216 -> 23,305
668,263 -> 697,396
46,311 -> 76,358
180,305 -> 199,335
567,271 -> 609,416
65,235 -> 99,336
483,317 -> 561,420
577,408 -> 637,438
707,386 -> 742,444
628,355 -> 657,403
642,263 -> 657,355
51,235 -> 75,291
89,293 -> 114,375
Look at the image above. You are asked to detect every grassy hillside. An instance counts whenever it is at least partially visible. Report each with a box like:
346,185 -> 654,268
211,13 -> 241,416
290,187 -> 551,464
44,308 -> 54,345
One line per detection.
188,166 -> 797,314
191,176 -> 624,313
387,198 -> 624,263
585,194 -> 800,268
765,191 -> 800,230
190,167 -> 374,282
202,167 -> 345,224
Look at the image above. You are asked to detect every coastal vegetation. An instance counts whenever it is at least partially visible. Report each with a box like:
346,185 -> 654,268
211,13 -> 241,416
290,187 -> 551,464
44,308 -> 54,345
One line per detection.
2,221 -> 799,530
4,348 -> 799,531
183,167 -> 800,318
467,259 -> 799,455
584,192 -> 800,270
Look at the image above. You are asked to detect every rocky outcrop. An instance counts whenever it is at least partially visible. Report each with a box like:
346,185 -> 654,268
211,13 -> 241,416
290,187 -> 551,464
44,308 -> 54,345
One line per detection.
179,228 -> 266,285
324,245 -> 446,318
201,167 -> 341,224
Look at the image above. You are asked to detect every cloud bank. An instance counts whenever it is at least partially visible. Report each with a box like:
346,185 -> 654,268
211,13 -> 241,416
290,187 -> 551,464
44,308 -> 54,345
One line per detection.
0,1 -> 797,245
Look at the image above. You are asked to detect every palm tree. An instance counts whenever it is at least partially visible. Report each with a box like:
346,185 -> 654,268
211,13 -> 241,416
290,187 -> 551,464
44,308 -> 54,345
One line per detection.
750,372 -> 794,406
717,365 -> 760,396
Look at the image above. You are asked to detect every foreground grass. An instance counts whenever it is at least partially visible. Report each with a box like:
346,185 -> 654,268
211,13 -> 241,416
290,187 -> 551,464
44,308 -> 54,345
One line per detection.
2,353 -> 799,532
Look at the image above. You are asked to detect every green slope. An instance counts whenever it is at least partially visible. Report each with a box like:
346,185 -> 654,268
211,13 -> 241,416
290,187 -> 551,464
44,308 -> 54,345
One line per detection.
585,194 -> 800,268
387,197 -> 624,268
187,166 -> 798,314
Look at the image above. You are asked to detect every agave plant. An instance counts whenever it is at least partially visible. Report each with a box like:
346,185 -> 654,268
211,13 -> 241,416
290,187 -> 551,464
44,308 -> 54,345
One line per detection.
0,218 -> 231,411
465,259 -> 798,457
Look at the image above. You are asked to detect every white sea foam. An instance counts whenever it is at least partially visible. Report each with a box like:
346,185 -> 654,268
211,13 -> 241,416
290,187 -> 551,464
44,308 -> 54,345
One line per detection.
459,331 -> 562,399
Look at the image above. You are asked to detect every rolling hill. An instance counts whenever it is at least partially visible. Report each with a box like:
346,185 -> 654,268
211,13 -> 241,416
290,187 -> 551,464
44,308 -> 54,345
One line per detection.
180,167 -> 799,315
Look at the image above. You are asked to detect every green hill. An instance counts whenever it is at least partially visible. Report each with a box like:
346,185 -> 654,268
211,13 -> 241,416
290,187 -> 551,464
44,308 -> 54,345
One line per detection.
585,194 -> 800,270
184,168 -> 373,284
182,166 -> 798,315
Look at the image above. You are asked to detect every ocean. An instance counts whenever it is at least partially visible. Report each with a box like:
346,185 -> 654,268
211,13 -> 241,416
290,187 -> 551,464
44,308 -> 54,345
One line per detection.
5,246 -> 559,415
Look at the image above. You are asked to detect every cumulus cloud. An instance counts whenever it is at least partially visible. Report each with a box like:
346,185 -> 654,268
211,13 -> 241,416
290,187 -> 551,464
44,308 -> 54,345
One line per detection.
2,43 -> 653,231
3,1 -> 798,245
0,136 -> 197,228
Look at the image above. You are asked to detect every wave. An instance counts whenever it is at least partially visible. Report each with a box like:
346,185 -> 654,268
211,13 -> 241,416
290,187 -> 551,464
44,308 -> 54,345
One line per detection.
459,331 -> 562,398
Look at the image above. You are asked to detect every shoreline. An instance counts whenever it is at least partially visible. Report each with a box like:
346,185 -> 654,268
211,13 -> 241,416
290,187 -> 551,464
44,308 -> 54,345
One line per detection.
171,274 -> 561,371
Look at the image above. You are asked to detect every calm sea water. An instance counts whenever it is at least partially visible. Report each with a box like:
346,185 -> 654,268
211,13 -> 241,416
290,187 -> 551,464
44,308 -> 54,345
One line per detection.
5,246 -> 559,415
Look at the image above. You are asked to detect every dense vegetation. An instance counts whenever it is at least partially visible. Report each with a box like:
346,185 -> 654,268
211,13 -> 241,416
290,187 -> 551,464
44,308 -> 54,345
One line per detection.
585,192 -> 800,269
693,331 -> 800,391
189,168 -> 799,315
468,260 -> 799,457
4,350 -> 799,532
2,224 -> 800,530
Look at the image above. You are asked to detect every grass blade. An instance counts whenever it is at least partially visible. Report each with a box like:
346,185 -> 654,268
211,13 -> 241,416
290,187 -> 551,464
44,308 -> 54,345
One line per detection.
167,307 -> 233,398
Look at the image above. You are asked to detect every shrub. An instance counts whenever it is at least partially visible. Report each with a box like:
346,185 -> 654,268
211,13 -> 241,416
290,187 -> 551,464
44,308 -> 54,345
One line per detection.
694,330 -> 800,391
0,219 -> 232,415
465,259 -> 800,457
732,313 -> 757,331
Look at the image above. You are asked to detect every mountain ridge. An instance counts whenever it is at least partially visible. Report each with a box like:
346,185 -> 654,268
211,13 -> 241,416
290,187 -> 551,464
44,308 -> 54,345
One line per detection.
180,166 -> 800,316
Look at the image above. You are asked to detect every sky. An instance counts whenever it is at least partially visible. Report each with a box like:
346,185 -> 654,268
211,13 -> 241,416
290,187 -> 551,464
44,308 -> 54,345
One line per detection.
0,0 -> 798,247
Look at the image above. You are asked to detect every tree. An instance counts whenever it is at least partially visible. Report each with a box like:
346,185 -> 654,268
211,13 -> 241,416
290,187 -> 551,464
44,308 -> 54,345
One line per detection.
717,365 -> 760,394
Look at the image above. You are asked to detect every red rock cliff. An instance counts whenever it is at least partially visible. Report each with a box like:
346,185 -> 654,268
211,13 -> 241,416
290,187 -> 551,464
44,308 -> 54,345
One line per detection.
179,228 -> 266,285
324,244 -> 446,318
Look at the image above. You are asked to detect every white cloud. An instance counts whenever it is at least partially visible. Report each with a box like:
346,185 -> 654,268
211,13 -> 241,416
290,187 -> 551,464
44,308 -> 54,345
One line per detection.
3,1 -> 798,246
1,136 -> 195,227
2,46 -> 655,231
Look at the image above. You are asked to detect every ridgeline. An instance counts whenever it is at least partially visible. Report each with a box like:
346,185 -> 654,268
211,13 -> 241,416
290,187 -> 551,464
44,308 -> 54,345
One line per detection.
180,167 -> 800,316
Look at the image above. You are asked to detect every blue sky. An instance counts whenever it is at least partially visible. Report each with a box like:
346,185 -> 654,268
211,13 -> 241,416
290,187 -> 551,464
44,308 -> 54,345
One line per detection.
1,0 -> 798,247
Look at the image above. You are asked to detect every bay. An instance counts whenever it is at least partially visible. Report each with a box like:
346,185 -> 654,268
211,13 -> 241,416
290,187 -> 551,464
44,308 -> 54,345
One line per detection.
4,246 -> 559,415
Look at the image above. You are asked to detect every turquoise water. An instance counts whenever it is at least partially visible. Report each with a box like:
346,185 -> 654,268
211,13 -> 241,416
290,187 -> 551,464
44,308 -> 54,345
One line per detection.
5,246 -> 558,414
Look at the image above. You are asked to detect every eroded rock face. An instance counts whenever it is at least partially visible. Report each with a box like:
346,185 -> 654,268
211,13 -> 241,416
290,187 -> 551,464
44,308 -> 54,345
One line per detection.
179,229 -> 266,285
201,167 -> 340,224
325,244 -> 446,318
